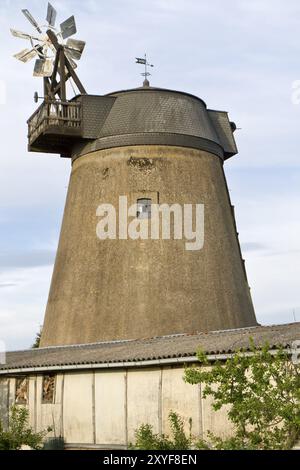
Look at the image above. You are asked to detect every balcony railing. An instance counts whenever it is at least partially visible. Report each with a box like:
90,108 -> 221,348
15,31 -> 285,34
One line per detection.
28,100 -> 82,147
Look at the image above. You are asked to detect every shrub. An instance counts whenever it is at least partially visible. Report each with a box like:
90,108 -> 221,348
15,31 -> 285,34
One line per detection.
131,412 -> 192,450
0,406 -> 52,450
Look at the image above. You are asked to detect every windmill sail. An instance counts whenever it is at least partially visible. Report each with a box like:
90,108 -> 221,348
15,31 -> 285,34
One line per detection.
14,48 -> 37,63
46,3 -> 57,27
11,29 -> 40,42
12,5 -> 86,89
65,39 -> 86,61
60,16 -> 77,39
33,58 -> 53,77
22,9 -> 42,34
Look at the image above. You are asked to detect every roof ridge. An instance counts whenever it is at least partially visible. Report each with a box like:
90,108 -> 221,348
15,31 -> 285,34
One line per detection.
5,323 -> 300,355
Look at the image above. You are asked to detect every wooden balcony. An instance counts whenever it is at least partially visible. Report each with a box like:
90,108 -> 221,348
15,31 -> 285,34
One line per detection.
27,100 -> 83,156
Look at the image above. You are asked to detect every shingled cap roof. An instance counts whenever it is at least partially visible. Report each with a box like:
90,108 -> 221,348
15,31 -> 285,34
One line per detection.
1,323 -> 299,373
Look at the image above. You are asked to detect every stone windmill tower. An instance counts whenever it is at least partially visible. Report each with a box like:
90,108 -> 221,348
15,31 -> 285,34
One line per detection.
13,6 -> 257,348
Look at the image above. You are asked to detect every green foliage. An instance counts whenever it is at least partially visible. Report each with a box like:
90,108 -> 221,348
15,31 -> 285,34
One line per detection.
185,341 -> 300,450
0,406 -> 52,450
131,412 -> 192,450
32,327 -> 42,349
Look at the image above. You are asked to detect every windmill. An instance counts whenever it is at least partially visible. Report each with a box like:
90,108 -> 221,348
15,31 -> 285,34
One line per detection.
11,3 -> 86,101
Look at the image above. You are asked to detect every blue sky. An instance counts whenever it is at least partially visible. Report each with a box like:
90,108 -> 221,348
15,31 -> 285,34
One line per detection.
0,0 -> 300,350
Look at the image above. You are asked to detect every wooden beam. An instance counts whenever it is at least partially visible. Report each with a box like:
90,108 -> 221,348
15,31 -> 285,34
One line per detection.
46,30 -> 60,50
46,28 -> 87,97
52,73 -> 71,97
59,48 -> 66,102
43,78 -> 50,98
64,56 -> 87,95
50,49 -> 60,91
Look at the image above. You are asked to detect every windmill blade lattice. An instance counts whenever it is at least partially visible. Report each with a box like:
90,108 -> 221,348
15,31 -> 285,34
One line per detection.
12,3 -> 86,78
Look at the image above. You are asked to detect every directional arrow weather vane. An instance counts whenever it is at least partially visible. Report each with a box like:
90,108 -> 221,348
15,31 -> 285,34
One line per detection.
136,54 -> 154,86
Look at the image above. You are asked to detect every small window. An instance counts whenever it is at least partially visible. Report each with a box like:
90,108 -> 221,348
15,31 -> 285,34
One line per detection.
42,375 -> 56,404
137,198 -> 152,219
15,377 -> 28,405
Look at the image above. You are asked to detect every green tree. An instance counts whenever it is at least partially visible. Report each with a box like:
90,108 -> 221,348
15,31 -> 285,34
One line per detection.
0,406 -> 51,450
185,341 -> 300,450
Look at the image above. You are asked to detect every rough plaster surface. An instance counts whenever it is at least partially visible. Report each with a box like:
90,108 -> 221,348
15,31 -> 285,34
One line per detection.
41,145 -> 256,347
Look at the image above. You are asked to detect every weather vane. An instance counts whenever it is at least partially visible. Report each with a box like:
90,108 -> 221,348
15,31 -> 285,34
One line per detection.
136,54 -> 154,86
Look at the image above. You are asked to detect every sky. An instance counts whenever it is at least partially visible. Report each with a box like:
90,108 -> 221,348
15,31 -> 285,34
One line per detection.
0,0 -> 300,351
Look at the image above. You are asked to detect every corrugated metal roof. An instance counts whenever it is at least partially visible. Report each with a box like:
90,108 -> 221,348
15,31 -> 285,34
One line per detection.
1,323 -> 299,373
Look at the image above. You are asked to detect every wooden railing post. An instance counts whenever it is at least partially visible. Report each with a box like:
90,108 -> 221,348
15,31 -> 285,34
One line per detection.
28,99 -> 82,146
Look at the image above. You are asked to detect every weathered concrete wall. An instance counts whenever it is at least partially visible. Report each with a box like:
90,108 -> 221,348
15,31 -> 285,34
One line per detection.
41,145 -> 256,347
161,367 -> 201,437
0,365 -> 234,448
127,369 -> 161,442
95,371 -> 126,446
63,372 -> 94,444
0,379 -> 9,430
202,390 -> 234,439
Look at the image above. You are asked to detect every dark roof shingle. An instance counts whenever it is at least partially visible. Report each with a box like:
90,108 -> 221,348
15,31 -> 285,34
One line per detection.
1,323 -> 299,373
